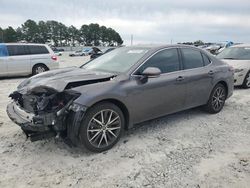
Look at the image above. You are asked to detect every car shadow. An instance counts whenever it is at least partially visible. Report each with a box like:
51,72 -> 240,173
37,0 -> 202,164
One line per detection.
234,86 -> 246,90
53,106 -> 207,155
7,87 -> 244,156
126,107 -> 204,134
24,85 -> 248,156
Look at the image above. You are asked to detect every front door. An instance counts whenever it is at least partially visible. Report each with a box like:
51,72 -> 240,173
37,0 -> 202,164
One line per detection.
125,48 -> 187,123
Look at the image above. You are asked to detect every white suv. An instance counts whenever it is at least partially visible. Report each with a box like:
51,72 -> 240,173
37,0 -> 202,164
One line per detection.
0,43 -> 59,77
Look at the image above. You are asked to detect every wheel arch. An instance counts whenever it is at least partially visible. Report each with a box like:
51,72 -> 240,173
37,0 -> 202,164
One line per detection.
243,70 -> 250,88
216,80 -> 228,97
90,98 -> 130,130
32,63 -> 49,72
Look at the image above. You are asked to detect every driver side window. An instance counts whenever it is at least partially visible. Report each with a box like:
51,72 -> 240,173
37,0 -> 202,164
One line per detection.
136,48 -> 180,74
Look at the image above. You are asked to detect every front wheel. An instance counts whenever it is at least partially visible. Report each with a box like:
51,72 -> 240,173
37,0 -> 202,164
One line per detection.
79,102 -> 125,152
204,83 -> 227,114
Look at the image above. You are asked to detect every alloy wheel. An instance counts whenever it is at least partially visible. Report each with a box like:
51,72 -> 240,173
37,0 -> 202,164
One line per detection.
212,87 -> 226,111
87,109 -> 121,149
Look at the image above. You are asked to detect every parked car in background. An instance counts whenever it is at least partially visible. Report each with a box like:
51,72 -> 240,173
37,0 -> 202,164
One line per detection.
51,47 -> 64,52
54,50 -> 63,56
69,47 -> 102,57
69,50 -> 84,57
7,45 -> 234,152
206,41 -> 234,55
82,48 -> 94,56
90,47 -> 115,59
0,43 -> 59,77
52,47 -> 64,56
217,44 -> 250,88
83,47 -> 102,56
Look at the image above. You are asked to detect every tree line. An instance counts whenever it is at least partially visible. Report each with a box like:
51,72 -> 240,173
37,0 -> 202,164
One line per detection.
179,40 -> 205,46
0,19 -> 123,46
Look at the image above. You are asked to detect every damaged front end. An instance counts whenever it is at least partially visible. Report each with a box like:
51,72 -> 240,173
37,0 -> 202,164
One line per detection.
7,86 -> 84,142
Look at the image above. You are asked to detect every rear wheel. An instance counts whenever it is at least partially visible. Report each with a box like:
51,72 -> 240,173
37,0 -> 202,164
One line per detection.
204,83 -> 227,114
242,71 -> 250,89
32,64 -> 48,75
79,102 -> 125,152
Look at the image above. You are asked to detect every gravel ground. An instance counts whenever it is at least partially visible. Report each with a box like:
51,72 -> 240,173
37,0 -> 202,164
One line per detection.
0,53 -> 249,188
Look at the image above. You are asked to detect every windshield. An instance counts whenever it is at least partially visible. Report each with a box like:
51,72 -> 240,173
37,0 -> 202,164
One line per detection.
217,47 -> 250,60
82,47 -> 149,73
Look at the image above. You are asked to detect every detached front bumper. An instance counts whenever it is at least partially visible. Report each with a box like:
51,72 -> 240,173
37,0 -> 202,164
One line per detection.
7,102 -> 52,132
6,101 -> 87,143
6,102 -> 62,141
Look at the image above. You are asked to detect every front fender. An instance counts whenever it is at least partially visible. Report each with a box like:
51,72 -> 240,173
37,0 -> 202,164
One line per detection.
73,92 -> 128,107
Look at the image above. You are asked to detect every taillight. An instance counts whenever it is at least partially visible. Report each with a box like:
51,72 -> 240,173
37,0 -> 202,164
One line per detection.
51,55 -> 57,61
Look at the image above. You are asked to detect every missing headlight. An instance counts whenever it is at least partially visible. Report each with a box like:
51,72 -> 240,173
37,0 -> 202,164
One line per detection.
9,86 -> 81,115
69,103 -> 87,112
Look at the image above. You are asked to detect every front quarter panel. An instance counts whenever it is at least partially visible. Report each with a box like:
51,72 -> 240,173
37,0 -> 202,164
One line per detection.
72,78 -> 129,108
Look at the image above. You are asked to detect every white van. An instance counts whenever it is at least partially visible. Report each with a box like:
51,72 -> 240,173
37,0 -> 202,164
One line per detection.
0,43 -> 59,77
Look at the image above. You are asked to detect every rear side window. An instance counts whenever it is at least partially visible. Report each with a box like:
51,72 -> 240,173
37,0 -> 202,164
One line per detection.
0,44 -> 8,57
202,53 -> 211,66
137,48 -> 180,74
6,45 -> 28,56
181,48 -> 204,69
28,45 -> 49,55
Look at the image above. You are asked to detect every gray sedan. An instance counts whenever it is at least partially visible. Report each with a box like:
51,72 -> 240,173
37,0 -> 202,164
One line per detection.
7,45 -> 234,152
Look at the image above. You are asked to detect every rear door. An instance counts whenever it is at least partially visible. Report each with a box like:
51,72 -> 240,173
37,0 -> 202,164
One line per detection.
0,44 -> 8,76
28,45 -> 51,68
179,48 -> 214,108
6,45 -> 31,75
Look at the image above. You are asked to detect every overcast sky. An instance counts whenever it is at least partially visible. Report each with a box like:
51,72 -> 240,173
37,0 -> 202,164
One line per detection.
0,0 -> 250,45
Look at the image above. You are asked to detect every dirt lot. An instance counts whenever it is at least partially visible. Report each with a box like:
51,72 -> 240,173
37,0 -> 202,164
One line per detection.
0,53 -> 250,188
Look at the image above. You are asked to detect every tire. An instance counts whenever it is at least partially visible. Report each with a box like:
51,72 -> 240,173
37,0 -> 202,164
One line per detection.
242,71 -> 250,89
78,102 -> 125,152
204,83 -> 227,114
32,64 -> 48,75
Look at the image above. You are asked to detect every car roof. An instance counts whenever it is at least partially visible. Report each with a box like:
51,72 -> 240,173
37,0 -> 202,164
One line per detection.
123,44 -> 201,52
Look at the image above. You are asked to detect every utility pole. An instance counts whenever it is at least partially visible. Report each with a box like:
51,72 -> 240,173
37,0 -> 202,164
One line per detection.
131,34 -> 133,46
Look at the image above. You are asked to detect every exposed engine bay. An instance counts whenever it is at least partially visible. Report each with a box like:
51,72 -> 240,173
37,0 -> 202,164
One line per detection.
10,87 -> 79,115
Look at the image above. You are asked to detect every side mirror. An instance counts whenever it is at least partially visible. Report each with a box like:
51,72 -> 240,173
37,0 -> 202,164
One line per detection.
141,67 -> 161,78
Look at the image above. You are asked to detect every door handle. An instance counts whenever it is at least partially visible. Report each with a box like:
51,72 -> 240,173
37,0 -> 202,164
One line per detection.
176,76 -> 184,82
208,70 -> 214,75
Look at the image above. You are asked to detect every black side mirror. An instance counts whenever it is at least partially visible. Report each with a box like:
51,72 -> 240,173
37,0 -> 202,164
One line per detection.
141,67 -> 161,78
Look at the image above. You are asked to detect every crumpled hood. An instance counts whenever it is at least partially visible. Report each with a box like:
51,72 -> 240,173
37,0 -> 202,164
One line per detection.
222,59 -> 250,69
17,67 -> 116,93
